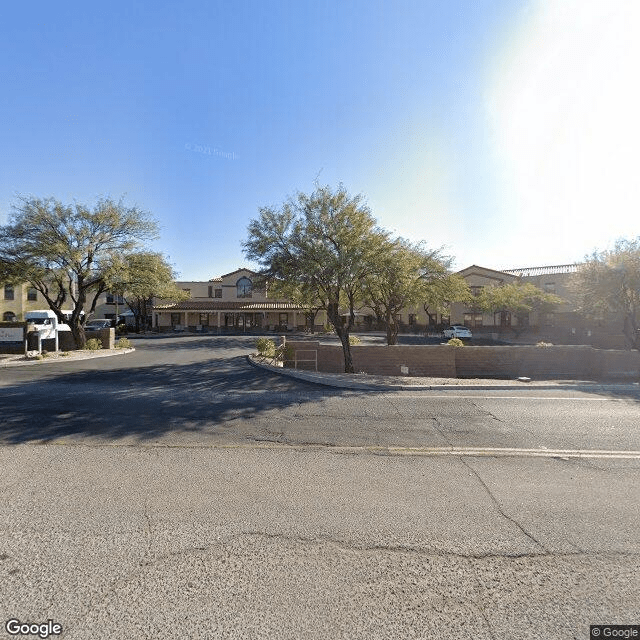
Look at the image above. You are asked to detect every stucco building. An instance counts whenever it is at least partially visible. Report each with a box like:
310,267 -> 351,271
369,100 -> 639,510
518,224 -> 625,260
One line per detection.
152,268 -> 306,332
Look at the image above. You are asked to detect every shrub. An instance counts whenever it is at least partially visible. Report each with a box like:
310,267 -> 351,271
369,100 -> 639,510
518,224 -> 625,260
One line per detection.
61,352 -> 70,357
275,343 -> 295,364
536,341 -> 553,348
256,338 -> 276,357
85,338 -> 103,350
116,337 -> 132,349
447,337 -> 464,347
348,335 -> 361,345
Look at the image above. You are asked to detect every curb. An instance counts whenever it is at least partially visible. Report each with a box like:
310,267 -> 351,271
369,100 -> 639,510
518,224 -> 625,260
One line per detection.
0,348 -> 135,368
247,355 -> 640,392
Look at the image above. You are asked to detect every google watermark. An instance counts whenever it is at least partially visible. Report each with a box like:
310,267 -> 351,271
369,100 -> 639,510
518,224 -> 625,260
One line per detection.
591,626 -> 640,638
185,142 -> 237,160
5,619 -> 62,638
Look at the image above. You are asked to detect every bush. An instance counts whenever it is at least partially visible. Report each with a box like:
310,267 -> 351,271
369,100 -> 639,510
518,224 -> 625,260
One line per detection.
536,341 -> 553,348
447,338 -> 464,347
116,337 -> 132,349
276,343 -> 295,364
256,338 -> 276,357
348,335 -> 361,345
61,352 -> 70,357
85,338 -> 103,350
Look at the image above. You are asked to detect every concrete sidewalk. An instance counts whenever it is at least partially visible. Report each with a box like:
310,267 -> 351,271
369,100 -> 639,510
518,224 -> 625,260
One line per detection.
248,354 -> 640,392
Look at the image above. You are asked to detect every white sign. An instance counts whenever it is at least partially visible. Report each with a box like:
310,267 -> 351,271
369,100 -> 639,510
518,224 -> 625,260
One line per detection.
0,327 -> 24,342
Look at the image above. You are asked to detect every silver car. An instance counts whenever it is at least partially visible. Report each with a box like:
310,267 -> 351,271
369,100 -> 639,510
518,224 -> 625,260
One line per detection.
85,319 -> 112,330
442,325 -> 473,339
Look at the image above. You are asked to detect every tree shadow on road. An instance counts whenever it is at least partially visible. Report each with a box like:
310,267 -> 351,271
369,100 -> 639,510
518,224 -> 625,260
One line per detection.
0,355 -> 347,445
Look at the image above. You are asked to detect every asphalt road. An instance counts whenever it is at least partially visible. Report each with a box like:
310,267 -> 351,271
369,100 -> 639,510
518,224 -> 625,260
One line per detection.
1,335 -> 639,639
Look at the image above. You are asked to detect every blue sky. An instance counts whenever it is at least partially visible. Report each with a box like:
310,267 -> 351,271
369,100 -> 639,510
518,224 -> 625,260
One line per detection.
1,1 -> 637,280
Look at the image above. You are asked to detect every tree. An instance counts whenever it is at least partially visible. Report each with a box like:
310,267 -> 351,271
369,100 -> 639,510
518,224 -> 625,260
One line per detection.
0,196 -> 159,348
477,282 -> 562,332
363,239 -> 458,345
422,272 -> 471,326
264,278 -> 324,333
573,238 -> 640,349
105,252 -> 190,333
243,184 -> 386,373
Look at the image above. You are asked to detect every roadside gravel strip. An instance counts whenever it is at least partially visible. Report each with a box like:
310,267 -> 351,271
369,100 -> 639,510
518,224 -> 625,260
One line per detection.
247,354 -> 640,392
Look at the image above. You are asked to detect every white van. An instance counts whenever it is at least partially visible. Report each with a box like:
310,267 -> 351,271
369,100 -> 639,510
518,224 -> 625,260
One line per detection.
25,310 -> 72,340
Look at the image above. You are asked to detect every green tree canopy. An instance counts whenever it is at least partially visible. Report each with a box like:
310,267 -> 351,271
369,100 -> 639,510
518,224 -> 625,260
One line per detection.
363,239 -> 462,345
573,238 -> 640,348
422,273 -> 472,319
477,281 -> 562,329
0,196 -> 159,348
243,184 -> 387,372
105,252 -> 189,332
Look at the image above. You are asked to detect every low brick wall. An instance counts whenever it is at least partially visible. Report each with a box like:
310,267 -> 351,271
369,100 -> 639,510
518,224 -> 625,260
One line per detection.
27,328 -> 115,351
286,341 -> 640,380
286,341 -> 457,377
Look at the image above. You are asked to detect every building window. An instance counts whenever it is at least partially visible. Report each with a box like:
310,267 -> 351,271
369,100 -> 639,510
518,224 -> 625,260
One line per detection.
464,313 -> 483,328
27,287 -> 37,301
3,311 -> 16,321
208,285 -> 222,298
470,286 -> 484,297
278,312 -> 288,326
408,314 -> 417,325
4,285 -> 14,300
106,293 -> 125,305
199,313 -> 209,326
237,277 -> 252,298
544,282 -> 556,294
544,313 -> 554,326
170,313 -> 181,326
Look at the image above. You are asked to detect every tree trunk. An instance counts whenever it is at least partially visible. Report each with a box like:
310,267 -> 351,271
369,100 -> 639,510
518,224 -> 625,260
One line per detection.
384,312 -> 399,346
70,321 -> 86,349
327,300 -> 354,373
624,312 -> 639,350
337,329 -> 355,373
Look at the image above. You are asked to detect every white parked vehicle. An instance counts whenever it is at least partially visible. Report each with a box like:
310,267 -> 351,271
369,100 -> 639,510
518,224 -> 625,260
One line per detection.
442,325 -> 473,339
25,310 -> 72,339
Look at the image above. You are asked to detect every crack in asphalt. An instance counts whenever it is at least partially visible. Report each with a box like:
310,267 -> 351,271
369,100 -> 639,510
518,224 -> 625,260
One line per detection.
56,527 -> 638,635
459,457 -> 550,554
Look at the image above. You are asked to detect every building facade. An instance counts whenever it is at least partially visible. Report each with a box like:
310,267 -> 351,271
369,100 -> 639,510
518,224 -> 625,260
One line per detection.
152,268 -> 308,332
0,282 -> 46,321
4,263 -> 630,348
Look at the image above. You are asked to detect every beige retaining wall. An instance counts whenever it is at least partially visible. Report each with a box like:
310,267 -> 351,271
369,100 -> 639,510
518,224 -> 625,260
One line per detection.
286,341 -> 640,380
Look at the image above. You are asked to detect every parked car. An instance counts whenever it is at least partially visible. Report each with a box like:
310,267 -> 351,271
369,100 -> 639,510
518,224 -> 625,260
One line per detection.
85,319 -> 113,330
443,325 -> 473,339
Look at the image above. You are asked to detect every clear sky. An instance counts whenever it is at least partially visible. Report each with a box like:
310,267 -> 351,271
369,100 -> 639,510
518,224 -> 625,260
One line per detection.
1,0 -> 637,280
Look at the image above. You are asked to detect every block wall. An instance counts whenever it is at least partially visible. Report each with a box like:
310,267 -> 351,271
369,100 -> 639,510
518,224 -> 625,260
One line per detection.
286,341 -> 640,380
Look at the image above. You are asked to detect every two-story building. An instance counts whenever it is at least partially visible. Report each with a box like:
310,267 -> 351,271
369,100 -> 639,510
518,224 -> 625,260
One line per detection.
152,268 -> 306,332
0,282 -> 46,321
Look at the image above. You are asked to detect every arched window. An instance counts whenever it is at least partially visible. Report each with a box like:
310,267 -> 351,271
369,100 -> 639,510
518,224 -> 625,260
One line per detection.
3,311 -> 16,321
237,277 -> 252,298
